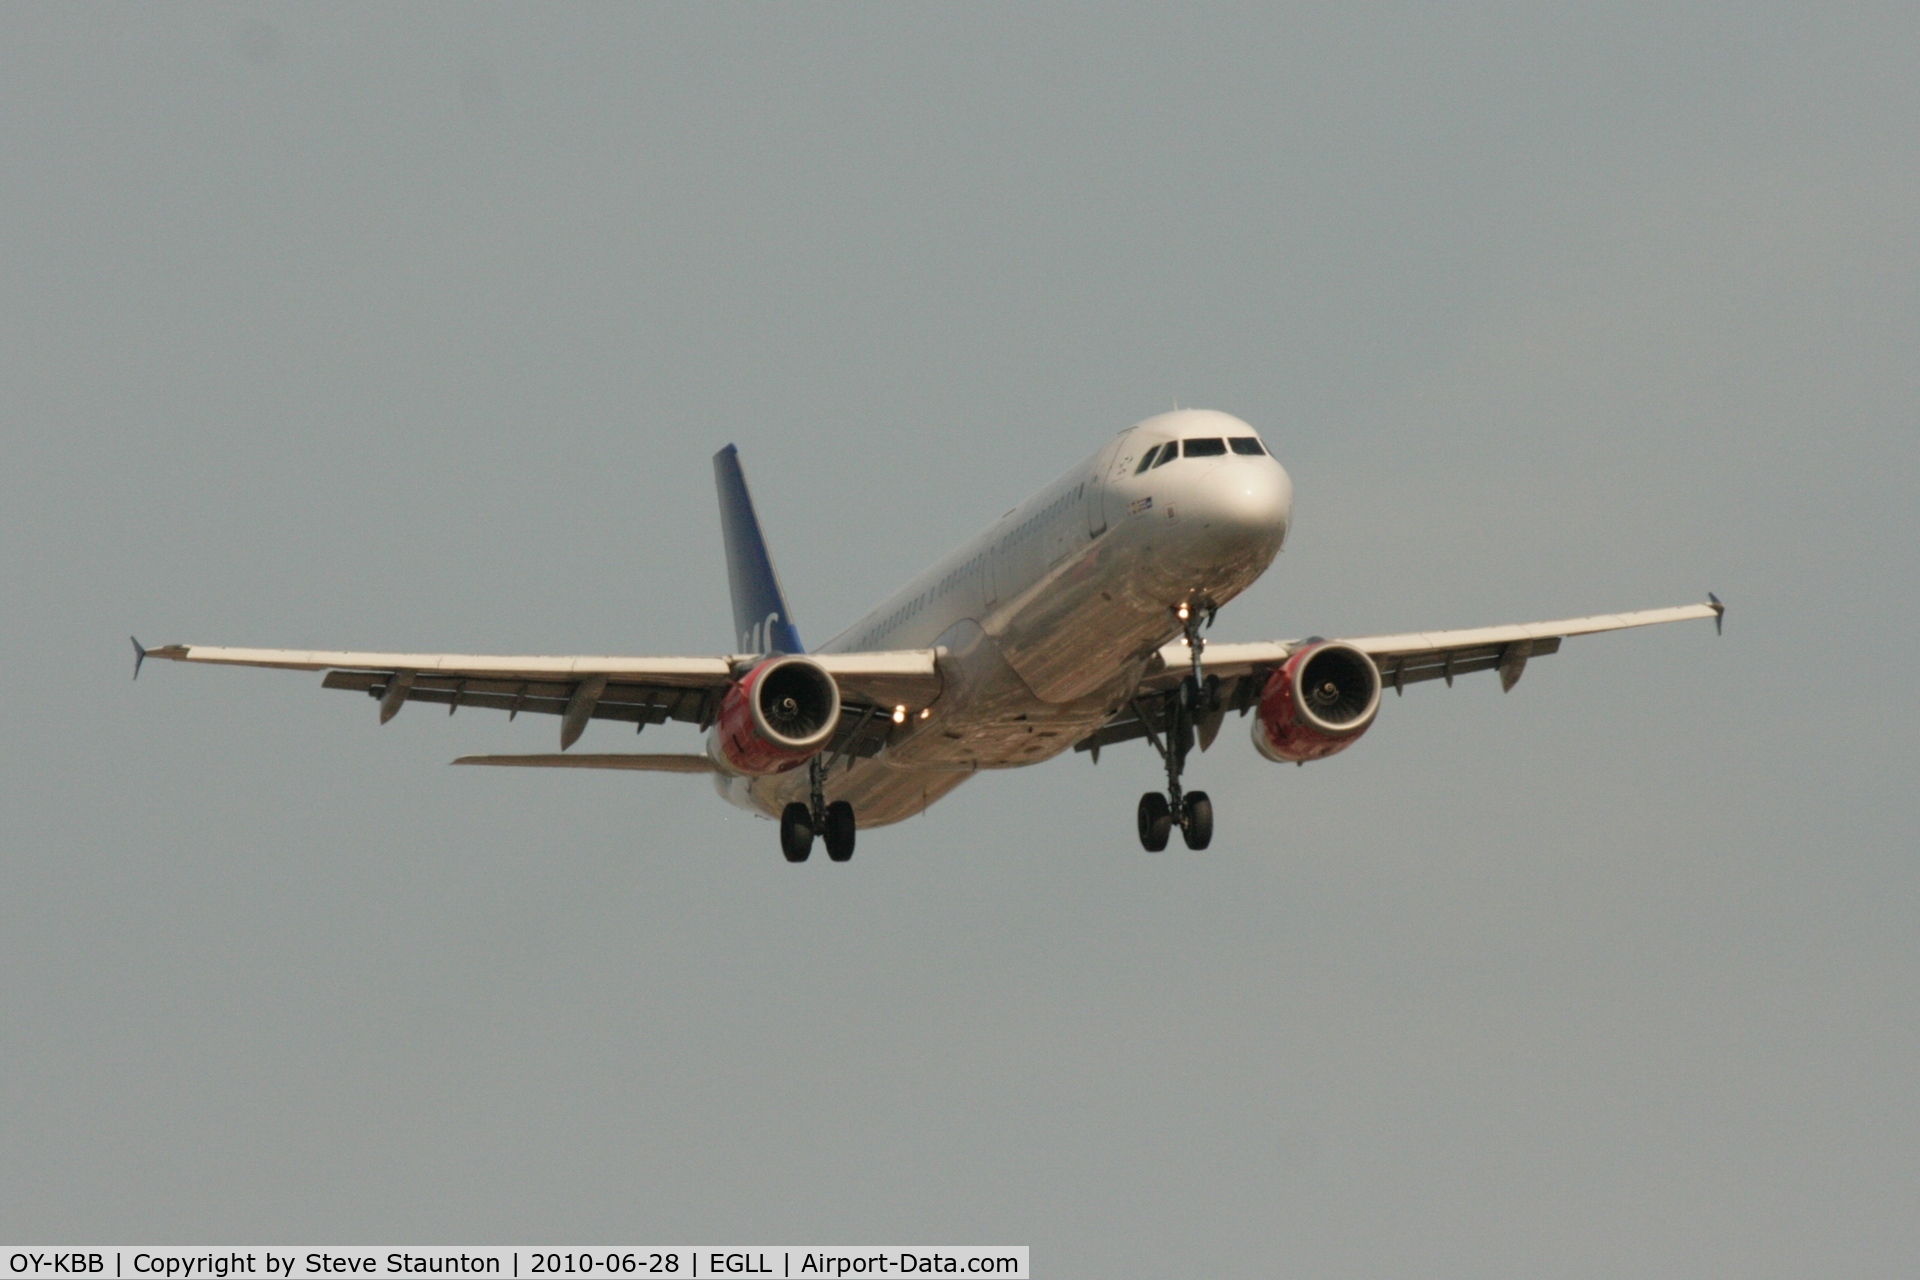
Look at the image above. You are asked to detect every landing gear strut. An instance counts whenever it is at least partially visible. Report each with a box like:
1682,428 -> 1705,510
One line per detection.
1136,603 -> 1216,852
782,756 -> 857,863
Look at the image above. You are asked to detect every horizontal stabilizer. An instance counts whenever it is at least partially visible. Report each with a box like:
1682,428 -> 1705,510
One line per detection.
452,752 -> 716,773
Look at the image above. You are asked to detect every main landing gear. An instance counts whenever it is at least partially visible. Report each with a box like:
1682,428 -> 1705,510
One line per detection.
1137,603 -> 1217,853
781,757 -> 856,863
1137,789 -> 1211,853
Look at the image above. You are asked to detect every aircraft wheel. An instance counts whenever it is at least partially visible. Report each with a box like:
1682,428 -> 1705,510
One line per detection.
1181,791 -> 1213,850
1137,792 -> 1172,853
780,801 -> 814,862
824,800 -> 857,862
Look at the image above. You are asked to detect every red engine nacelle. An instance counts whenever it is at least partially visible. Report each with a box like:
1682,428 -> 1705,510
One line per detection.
712,654 -> 842,776
1252,640 -> 1383,763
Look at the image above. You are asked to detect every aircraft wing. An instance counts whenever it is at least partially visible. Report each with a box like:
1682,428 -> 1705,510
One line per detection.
1174,599 -> 1724,689
136,642 -> 942,754
1082,598 -> 1723,757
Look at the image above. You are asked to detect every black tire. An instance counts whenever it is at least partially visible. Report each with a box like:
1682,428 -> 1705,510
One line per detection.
780,801 -> 814,862
1181,791 -> 1213,850
824,800 -> 857,862
1137,792 -> 1172,852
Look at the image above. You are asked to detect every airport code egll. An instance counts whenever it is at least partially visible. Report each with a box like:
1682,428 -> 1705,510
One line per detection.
2,1253 -> 1027,1280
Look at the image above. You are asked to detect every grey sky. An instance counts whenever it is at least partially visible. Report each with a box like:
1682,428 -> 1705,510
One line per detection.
4,4 -> 1916,1274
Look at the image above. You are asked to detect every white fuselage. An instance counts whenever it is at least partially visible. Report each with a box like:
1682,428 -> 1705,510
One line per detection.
715,410 -> 1294,826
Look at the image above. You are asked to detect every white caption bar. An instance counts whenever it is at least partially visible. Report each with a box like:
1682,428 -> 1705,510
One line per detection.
0,1252 -> 1028,1280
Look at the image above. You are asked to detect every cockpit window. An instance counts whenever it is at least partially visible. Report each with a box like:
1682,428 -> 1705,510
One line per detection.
1183,437 -> 1227,457
1152,442 -> 1179,468
1134,444 -> 1160,473
1229,437 -> 1266,456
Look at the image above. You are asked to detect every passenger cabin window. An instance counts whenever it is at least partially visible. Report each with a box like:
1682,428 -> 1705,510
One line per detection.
1229,437 -> 1266,456
1134,445 -> 1160,474
1152,442 -> 1178,468
1183,437 -> 1227,457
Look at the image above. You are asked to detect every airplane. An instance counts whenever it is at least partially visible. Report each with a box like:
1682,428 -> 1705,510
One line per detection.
134,409 -> 1723,862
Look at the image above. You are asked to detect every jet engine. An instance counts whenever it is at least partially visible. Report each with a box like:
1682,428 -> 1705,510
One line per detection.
1252,640 -> 1382,763
713,654 -> 842,776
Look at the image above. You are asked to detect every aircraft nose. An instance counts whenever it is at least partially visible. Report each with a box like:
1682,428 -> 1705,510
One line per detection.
1194,457 -> 1293,549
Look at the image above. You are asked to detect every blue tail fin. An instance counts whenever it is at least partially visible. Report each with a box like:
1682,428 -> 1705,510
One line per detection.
713,445 -> 805,655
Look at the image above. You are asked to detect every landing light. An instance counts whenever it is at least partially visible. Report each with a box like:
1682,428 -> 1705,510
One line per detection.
892,705 -> 907,724
1176,603 -> 1191,621
919,708 -> 931,720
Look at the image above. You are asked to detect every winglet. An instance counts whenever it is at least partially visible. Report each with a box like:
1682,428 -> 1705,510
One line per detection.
1708,592 -> 1725,636
130,636 -> 147,680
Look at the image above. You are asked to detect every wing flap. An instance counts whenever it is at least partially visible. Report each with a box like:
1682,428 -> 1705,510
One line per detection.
452,753 -> 716,773
321,671 -> 720,727
1375,636 -> 1562,691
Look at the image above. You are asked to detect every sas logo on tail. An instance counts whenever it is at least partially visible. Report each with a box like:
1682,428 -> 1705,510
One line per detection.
742,611 -> 784,654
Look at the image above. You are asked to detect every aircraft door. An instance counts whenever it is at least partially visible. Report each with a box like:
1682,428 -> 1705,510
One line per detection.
1101,434 -> 1148,533
1086,440 -> 1121,538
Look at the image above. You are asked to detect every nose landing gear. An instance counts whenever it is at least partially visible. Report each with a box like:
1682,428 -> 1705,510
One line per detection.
781,756 -> 857,863
1136,604 -> 1219,852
